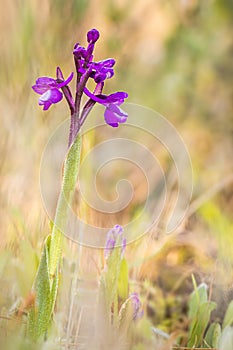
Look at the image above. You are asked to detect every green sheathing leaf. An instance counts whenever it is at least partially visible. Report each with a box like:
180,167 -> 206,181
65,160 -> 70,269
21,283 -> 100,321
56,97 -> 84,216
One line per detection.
188,279 -> 216,348
117,258 -> 129,300
188,281 -> 208,319
104,244 -> 122,310
28,134 -> 82,340
188,301 -> 216,347
223,300 -> 233,329
49,134 -> 82,277
204,322 -> 221,348
219,326 -> 233,350
99,237 -> 125,327
28,236 -> 59,340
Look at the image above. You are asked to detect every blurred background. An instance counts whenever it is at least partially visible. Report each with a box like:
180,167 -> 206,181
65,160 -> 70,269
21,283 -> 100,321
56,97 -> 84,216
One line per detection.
0,0 -> 233,342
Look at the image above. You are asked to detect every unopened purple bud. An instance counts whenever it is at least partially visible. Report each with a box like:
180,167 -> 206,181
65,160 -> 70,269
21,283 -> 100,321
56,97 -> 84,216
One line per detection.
87,29 -> 100,44
112,224 -> 123,235
129,293 -> 143,320
104,225 -> 126,259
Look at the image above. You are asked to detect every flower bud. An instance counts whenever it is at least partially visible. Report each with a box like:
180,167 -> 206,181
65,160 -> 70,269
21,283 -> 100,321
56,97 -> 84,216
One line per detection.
87,29 -> 100,44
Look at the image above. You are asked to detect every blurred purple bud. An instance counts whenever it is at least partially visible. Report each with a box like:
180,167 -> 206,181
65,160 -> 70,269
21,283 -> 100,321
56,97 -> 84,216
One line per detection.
129,293 -> 143,320
104,225 -> 126,259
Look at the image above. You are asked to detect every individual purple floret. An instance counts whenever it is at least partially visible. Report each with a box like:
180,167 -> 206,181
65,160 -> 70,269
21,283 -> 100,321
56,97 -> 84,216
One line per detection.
83,88 -> 128,127
129,292 -> 143,320
91,59 -> 116,83
32,72 -> 73,110
104,225 -> 126,259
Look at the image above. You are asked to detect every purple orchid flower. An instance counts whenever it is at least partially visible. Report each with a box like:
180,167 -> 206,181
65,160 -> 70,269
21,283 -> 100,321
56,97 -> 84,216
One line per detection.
91,58 -> 116,83
83,87 -> 128,127
32,28 -> 128,143
129,293 -> 143,320
32,72 -> 73,110
104,224 -> 126,259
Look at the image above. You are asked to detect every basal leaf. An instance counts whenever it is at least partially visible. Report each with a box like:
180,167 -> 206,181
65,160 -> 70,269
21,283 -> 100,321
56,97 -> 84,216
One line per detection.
204,322 -> 221,348
219,326 -> 233,350
28,235 -> 59,340
188,301 -> 216,347
223,300 -> 233,329
188,280 -> 208,319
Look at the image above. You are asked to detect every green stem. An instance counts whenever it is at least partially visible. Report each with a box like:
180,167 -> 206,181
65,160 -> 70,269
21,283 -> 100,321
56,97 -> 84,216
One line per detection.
49,133 -> 82,278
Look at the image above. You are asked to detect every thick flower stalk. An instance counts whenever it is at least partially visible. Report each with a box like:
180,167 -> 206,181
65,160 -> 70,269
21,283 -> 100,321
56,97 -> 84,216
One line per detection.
29,29 -> 128,340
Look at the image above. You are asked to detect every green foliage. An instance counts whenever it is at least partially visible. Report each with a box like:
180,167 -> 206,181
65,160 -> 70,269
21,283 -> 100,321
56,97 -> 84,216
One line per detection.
186,281 -> 233,349
187,278 -> 216,348
49,134 -> 82,277
117,257 -> 129,300
199,201 -> 233,262
27,235 -> 59,341
99,239 -> 124,320
219,326 -> 233,350
28,134 -> 82,340
223,300 -> 233,329
204,322 -> 221,348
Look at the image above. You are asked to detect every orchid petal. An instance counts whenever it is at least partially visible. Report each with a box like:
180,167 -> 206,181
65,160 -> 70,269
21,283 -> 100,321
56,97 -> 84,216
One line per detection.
104,103 -> 128,127
56,72 -> 74,88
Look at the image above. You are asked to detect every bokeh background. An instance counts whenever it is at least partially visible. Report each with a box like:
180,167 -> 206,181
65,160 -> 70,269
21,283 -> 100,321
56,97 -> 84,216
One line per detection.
0,0 -> 233,344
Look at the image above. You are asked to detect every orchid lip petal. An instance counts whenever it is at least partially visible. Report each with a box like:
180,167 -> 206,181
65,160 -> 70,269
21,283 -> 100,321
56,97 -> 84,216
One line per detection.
104,103 -> 128,127
38,88 -> 63,107
49,88 -> 63,103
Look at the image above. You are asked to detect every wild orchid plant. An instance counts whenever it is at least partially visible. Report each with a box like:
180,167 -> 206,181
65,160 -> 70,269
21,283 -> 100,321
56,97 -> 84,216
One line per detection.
29,29 -> 130,341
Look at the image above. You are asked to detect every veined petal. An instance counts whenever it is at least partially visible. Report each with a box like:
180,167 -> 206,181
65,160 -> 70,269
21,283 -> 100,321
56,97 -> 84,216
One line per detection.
35,76 -> 56,85
32,84 -> 48,94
